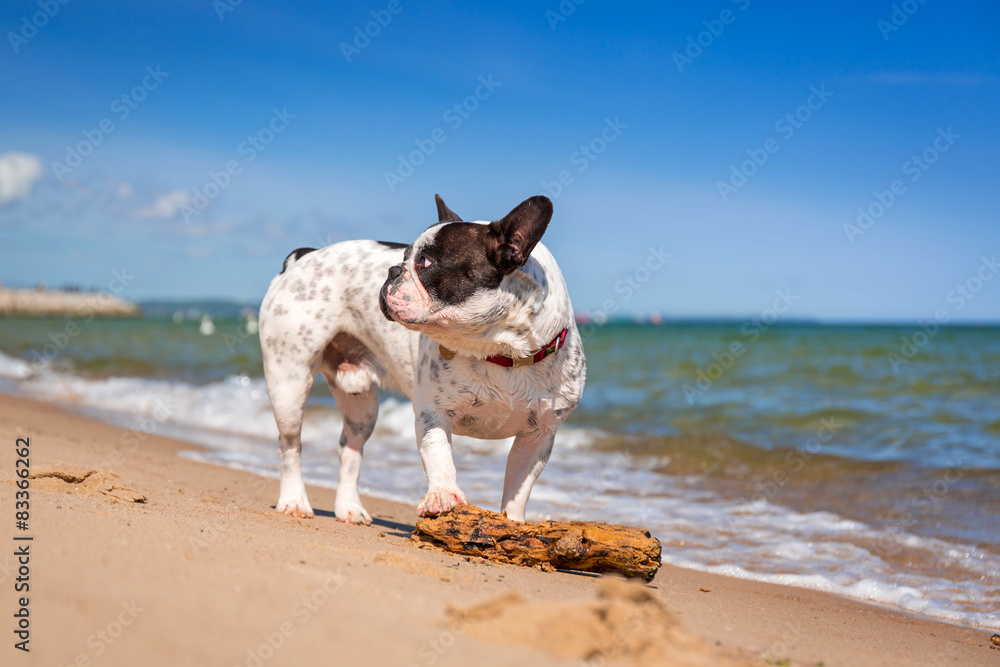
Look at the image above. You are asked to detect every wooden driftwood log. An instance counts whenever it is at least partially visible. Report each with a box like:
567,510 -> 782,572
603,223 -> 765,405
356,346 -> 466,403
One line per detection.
412,505 -> 661,581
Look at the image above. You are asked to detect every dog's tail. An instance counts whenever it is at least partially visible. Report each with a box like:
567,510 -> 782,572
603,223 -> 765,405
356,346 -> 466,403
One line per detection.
280,247 -> 316,274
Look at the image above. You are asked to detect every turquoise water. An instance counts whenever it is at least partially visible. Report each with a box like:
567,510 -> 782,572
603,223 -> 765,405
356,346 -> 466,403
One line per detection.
5,316 -> 997,467
0,315 -> 998,627
581,322 -> 1000,465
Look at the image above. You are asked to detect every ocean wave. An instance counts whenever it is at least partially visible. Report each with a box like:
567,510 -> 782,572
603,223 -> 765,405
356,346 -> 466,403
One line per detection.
3,349 -> 596,457
1,348 -> 998,630
0,350 -> 35,379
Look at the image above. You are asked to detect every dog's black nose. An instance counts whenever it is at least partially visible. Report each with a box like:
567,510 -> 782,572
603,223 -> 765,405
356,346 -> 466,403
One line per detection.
387,265 -> 403,280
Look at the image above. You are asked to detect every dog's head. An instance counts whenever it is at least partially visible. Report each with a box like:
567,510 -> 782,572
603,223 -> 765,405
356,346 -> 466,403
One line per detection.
379,195 -> 553,340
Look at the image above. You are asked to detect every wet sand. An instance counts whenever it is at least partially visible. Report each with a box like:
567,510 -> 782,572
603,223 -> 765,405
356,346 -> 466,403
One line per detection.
1,393 -> 996,666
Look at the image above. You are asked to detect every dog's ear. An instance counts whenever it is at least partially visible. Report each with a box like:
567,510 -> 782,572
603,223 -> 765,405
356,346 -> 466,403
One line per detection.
486,196 -> 553,274
435,194 -> 463,223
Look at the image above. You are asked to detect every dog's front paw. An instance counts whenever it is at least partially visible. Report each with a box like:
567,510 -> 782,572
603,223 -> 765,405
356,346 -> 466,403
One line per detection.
417,486 -> 468,517
335,502 -> 372,525
276,496 -> 314,519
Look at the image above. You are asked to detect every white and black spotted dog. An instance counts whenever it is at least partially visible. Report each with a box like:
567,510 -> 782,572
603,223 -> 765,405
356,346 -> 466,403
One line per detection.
259,195 -> 585,524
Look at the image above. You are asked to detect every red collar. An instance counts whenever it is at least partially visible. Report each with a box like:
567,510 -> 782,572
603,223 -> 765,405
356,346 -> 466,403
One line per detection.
439,328 -> 570,368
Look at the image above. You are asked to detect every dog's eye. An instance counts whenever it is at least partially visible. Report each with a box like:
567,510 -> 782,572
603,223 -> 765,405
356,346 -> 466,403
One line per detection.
418,254 -> 434,269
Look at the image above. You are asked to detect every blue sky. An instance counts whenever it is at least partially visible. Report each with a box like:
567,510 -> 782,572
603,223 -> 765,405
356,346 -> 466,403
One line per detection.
1,0 -> 998,321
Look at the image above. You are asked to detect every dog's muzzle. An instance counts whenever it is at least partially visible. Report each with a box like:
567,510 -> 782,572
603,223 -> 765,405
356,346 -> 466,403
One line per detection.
379,265 -> 404,321
379,283 -> 393,321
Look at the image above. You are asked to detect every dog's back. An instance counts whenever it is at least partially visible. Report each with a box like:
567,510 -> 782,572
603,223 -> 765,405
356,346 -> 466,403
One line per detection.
260,240 -> 417,398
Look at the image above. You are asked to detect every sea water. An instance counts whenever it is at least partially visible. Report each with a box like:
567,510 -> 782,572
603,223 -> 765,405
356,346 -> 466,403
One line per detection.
0,315 -> 997,629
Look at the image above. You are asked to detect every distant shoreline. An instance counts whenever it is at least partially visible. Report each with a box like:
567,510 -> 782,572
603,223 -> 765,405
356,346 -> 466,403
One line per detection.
0,287 -> 140,317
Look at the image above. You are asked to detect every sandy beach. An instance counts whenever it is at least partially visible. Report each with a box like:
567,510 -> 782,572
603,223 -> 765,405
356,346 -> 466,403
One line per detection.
1,392 -> 996,667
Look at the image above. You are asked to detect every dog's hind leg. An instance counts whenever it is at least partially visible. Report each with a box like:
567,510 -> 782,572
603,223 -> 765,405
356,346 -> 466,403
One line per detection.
319,331 -> 382,525
327,385 -> 379,525
266,359 -> 321,519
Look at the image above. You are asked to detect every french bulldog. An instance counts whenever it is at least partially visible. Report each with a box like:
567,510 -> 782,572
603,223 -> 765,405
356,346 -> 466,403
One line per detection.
259,194 -> 585,524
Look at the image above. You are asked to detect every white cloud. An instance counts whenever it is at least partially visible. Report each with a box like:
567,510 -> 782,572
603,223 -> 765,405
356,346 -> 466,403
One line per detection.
134,190 -> 191,219
116,182 -> 133,199
0,152 -> 44,204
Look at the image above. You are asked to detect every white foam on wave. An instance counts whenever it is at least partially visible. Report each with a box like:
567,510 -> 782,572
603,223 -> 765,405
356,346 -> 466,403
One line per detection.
0,350 -> 35,380
662,556 -> 1000,629
620,488 -> 1000,629
2,350 -> 998,631
5,356 -> 595,501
